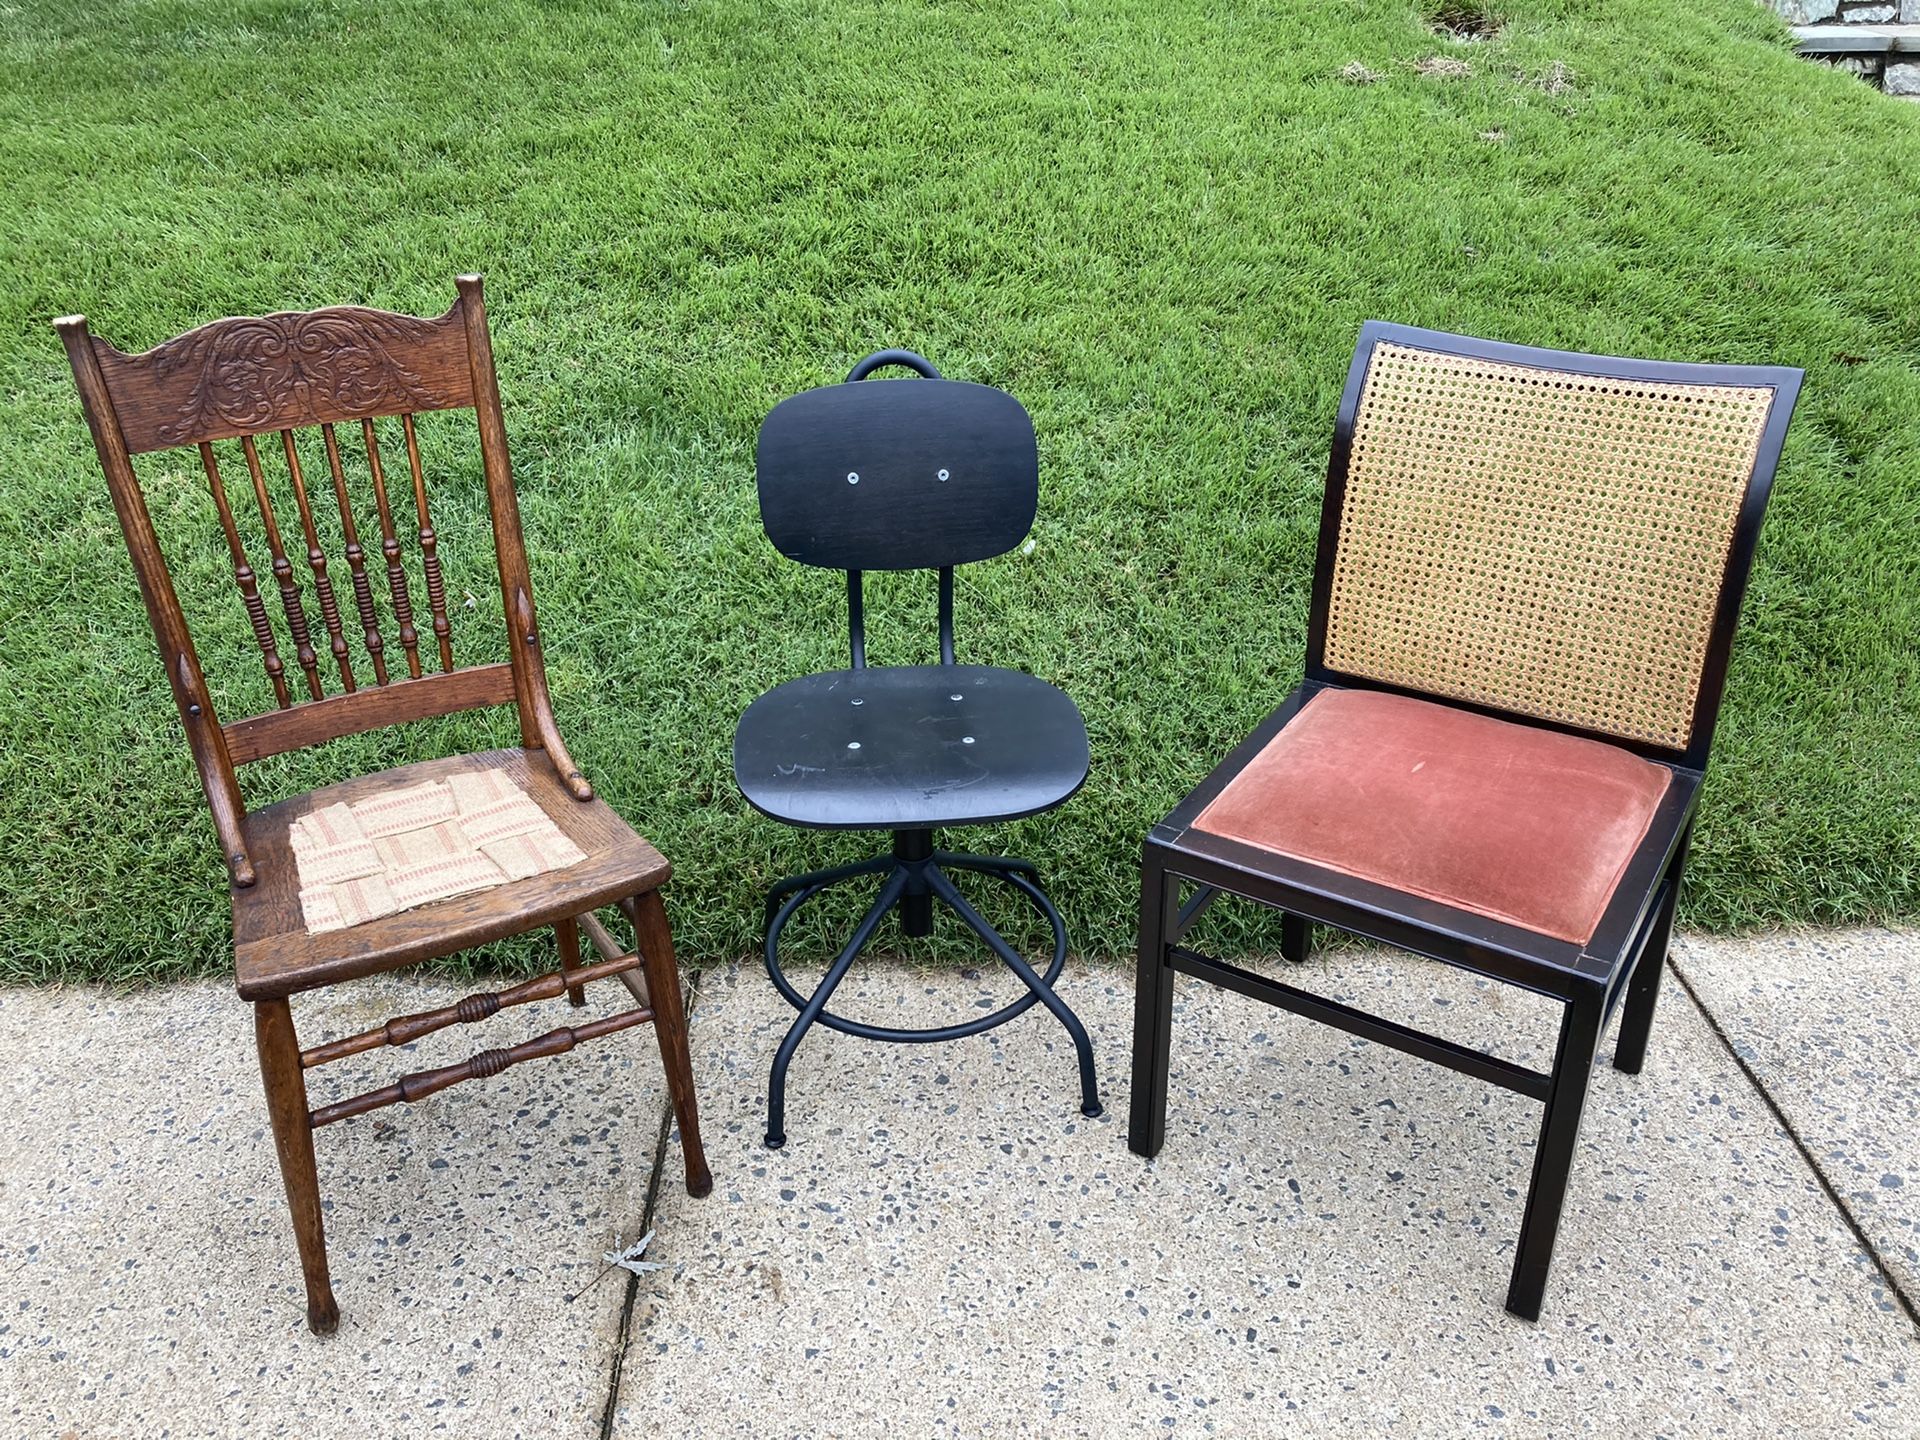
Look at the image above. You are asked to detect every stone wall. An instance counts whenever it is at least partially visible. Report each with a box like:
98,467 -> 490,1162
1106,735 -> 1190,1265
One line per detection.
1772,0 -> 1916,23
1766,0 -> 1920,95
1847,55 -> 1920,94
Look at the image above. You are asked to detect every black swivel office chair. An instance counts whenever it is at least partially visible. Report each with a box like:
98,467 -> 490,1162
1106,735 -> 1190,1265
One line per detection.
734,349 -> 1102,1148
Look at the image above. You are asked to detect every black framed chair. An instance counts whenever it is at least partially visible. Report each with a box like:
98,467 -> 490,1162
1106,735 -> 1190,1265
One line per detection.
736,349 -> 1102,1149
1129,323 -> 1802,1319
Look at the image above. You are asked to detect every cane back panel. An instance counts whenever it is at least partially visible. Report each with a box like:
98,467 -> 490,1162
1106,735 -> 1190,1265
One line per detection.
1322,341 -> 1777,751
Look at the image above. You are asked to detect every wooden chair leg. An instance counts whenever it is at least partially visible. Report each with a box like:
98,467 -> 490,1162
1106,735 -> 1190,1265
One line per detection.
626,890 -> 714,1198
1505,991 -> 1603,1321
1280,913 -> 1313,964
555,915 -> 587,1007
255,998 -> 340,1335
1614,827 -> 1690,1076
1127,855 -> 1180,1160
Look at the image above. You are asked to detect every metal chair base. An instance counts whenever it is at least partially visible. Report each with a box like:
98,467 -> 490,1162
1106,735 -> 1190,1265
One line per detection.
762,829 -> 1102,1148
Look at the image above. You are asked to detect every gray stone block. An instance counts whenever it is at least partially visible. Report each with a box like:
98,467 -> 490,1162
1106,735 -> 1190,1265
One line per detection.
1831,52 -> 1888,77
1887,57 -> 1920,90
1774,0 -> 1841,21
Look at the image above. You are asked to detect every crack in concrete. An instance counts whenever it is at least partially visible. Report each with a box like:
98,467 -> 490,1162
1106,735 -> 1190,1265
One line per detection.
1670,955 -> 1920,1336
598,965 -> 707,1440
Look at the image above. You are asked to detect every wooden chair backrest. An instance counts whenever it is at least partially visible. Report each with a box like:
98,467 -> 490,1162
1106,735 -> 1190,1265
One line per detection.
57,275 -> 587,889
756,367 -> 1039,572
1308,322 -> 1803,770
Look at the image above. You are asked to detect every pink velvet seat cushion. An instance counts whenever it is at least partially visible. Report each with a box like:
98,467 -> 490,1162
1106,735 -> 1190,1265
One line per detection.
1192,689 -> 1672,945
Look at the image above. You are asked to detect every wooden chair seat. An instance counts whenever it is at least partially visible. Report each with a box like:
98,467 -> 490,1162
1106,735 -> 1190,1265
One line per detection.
733,663 -> 1089,831
234,749 -> 669,1001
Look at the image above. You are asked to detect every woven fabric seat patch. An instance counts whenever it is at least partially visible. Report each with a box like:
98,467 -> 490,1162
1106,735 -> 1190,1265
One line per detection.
290,770 -> 587,935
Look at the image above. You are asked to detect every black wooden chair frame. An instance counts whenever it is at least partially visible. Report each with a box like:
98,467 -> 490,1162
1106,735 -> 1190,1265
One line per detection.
1128,322 -> 1802,1320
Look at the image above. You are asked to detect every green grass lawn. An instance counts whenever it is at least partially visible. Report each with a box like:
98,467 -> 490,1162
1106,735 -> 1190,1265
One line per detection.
2,0 -> 1917,983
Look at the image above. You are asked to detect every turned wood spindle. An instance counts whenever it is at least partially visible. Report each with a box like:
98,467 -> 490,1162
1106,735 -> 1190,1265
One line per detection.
402,413 -> 454,673
298,949 -> 642,1068
307,1008 -> 652,1129
321,422 -> 388,686
362,419 -> 422,679
240,433 -> 323,700
198,442 -> 291,708
280,429 -> 354,693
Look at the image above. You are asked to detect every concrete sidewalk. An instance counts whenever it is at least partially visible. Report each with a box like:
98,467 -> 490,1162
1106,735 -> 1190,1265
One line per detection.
3,931 -> 1916,1437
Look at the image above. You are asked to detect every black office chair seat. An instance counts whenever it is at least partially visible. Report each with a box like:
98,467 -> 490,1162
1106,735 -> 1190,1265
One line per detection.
734,664 -> 1089,831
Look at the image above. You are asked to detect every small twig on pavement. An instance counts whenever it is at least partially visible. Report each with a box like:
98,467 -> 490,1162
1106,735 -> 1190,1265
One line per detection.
565,1228 -> 664,1303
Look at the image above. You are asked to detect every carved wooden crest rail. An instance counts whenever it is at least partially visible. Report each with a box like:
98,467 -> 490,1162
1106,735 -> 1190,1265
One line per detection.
96,303 -> 475,453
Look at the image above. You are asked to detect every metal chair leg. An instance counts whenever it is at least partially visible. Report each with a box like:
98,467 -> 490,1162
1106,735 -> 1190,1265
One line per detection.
763,855 -> 894,918
766,869 -> 908,1149
935,851 -> 1040,880
1128,857 -> 1180,1159
1506,991 -> 1603,1321
764,855 -> 1070,1047
924,865 -> 1102,1119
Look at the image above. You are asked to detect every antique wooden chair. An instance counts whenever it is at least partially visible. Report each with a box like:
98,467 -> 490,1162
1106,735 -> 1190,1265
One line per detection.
1129,323 -> 1802,1320
736,349 -> 1101,1148
57,276 -> 711,1335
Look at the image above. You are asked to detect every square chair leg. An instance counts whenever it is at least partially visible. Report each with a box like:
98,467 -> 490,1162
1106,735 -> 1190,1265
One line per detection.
1280,913 -> 1312,964
1127,856 -> 1180,1160
1613,826 -> 1690,1076
1505,993 -> 1603,1321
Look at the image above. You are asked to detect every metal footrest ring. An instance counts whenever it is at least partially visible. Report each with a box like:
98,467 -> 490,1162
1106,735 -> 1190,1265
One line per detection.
763,860 -> 1068,1044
